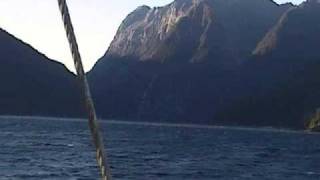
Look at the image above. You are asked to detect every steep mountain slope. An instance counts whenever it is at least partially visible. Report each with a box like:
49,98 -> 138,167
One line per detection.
215,0 -> 320,128
0,28 -> 83,117
107,0 -> 291,65
254,0 -> 320,59
89,0 -> 299,127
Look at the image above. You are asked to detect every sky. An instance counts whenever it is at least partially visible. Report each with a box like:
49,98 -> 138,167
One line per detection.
0,0 -> 305,72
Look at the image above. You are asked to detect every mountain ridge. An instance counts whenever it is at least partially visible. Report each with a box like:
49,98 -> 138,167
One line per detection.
2,0 -> 320,130
88,0 -> 320,129
105,0 -> 292,66
0,27 -> 73,72
0,28 -> 83,117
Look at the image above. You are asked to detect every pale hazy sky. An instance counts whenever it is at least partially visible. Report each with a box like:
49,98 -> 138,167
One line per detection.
0,0 -> 305,72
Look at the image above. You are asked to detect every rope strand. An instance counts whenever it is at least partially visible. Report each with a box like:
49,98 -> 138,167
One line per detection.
57,0 -> 111,179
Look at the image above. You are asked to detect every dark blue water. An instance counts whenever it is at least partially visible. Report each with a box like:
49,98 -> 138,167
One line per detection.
1,117 -> 320,180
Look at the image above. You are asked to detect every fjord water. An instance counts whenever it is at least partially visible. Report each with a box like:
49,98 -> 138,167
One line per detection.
1,117 -> 320,180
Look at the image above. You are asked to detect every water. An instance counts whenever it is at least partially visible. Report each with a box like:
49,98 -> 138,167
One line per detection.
1,117 -> 320,180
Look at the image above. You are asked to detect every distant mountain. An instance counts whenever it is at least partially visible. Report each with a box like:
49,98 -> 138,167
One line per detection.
0,28 -> 83,117
107,0 -> 291,65
3,0 -> 320,129
254,0 -> 320,59
216,0 -> 320,128
89,0 -> 313,128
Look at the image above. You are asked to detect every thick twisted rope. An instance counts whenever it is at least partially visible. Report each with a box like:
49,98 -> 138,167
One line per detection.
57,0 -> 111,179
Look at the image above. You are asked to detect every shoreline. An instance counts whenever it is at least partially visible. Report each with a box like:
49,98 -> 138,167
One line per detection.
0,115 -> 315,135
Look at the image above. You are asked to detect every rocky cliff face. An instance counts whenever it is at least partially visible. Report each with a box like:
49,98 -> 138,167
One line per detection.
107,0 -> 291,65
0,29 -> 83,117
108,0 -> 215,63
216,0 -> 320,128
89,0 -> 309,128
254,0 -> 320,59
4,0 -> 320,129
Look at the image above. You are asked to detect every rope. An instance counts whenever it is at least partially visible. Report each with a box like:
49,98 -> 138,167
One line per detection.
57,0 -> 112,179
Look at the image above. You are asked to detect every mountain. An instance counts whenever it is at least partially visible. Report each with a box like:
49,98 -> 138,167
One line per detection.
0,28 -> 83,117
3,0 -> 319,129
254,0 -> 320,59
89,0 -> 306,127
107,0 -> 291,65
216,0 -> 320,128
